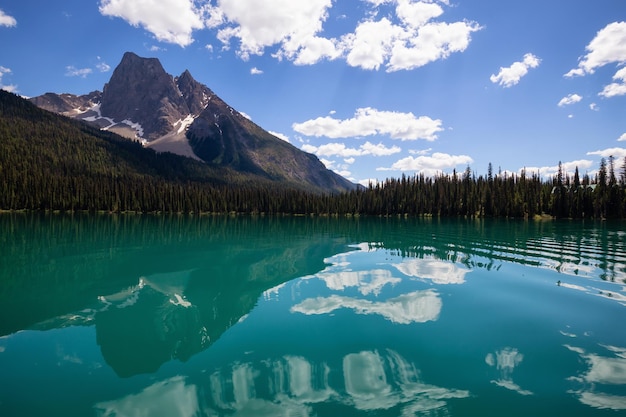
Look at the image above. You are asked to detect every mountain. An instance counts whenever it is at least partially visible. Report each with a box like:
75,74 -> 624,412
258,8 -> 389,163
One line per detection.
31,52 -> 355,192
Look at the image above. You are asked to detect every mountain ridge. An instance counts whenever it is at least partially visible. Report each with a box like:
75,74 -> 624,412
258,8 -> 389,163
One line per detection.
31,52 -> 355,192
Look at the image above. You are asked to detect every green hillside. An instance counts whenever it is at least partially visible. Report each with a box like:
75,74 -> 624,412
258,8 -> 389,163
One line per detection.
0,90 -> 322,213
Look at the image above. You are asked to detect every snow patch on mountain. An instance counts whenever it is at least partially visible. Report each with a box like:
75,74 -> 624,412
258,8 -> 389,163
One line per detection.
175,114 -> 196,135
121,119 -> 144,137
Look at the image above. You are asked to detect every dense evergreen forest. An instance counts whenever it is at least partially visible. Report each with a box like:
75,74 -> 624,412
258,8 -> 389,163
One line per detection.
1,90 -> 625,218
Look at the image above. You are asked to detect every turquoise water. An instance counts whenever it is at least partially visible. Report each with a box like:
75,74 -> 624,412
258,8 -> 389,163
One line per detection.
0,214 -> 625,416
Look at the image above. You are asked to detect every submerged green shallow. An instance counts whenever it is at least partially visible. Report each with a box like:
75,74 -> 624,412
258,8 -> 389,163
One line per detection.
0,214 -> 625,416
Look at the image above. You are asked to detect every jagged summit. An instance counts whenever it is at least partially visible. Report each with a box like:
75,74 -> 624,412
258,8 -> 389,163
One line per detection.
100,51 -> 190,139
30,52 -> 356,192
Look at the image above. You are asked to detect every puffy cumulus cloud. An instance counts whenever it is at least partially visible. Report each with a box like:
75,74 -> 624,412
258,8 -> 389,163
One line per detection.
344,18 -> 402,70
396,0 -> 444,28
490,53 -> 541,87
523,159 -> 594,178
558,93 -> 582,107
293,107 -> 443,141
250,67 -> 263,75
344,1 -> 481,72
269,131 -> 290,143
216,0 -> 339,63
0,66 -> 17,92
65,66 -> 92,78
358,178 -> 381,187
97,0 -> 480,70
0,9 -> 16,27
587,147 -> 626,159
565,22 -> 626,77
215,0 -> 479,69
302,141 -> 401,158
618,133 -> 626,142
99,0 -> 204,47
319,158 -> 352,178
599,67 -> 626,98
378,151 -> 473,176
386,21 -> 481,72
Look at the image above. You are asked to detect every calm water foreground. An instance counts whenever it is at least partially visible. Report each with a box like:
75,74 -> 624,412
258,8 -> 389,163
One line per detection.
0,214 -> 625,417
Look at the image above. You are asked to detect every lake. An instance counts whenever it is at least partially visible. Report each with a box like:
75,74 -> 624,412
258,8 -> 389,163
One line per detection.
0,214 -> 625,416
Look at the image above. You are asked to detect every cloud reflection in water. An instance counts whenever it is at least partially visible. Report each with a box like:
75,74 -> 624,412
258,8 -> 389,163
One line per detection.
291,290 -> 441,324
94,376 -> 200,417
95,349 -> 469,416
485,347 -> 533,396
565,344 -> 626,410
393,258 -> 471,284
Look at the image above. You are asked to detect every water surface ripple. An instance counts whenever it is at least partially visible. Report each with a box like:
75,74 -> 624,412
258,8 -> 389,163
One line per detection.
0,215 -> 625,416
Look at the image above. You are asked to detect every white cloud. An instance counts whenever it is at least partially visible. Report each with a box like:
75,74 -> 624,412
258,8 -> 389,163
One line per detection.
490,53 -> 541,87
344,18 -> 401,71
216,0 -> 339,63
590,103 -> 599,111
558,93 -> 582,107
618,133 -> 626,142
587,147 -> 626,159
386,21 -> 481,72
409,147 -> 432,155
318,158 -> 353,177
99,0 -> 204,47
302,141 -> 401,158
65,66 -> 92,78
524,159 -> 595,178
565,21 -> 626,77
293,107 -> 443,141
250,67 -> 263,75
378,151 -> 473,176
360,141 -> 402,155
216,0 -> 479,70
96,60 -> 111,72
342,3 -> 481,73
0,66 -> 17,92
396,0 -> 444,28
96,0 -> 480,70
358,178 -> 381,187
599,67 -> 626,98
0,9 -> 16,27
269,130 -> 290,142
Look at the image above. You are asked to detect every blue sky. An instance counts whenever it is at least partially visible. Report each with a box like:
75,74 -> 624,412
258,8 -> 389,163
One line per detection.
1,0 -> 625,185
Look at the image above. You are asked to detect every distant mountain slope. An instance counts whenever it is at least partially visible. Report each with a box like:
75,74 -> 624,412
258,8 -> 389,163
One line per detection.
1,89 -> 227,183
0,89 -> 350,213
31,52 -> 356,192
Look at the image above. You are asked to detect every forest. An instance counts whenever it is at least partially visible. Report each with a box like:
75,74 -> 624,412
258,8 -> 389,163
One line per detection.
1,90 -> 626,219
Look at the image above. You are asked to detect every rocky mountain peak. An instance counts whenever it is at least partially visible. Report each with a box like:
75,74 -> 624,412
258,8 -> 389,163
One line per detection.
29,52 -> 357,192
101,52 -> 189,139
175,69 -> 212,116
